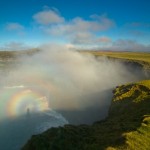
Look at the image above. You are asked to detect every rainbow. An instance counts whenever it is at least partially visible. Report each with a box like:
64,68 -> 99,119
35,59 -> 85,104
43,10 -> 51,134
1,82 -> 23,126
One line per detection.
0,77 -> 61,120
7,89 -> 49,117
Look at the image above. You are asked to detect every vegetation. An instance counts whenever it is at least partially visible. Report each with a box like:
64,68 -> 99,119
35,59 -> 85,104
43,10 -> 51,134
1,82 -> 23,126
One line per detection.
0,48 -> 39,59
22,80 -> 150,150
0,49 -> 150,62
0,50 -> 149,69
0,48 -> 40,71
81,51 -> 150,69
83,51 -> 150,63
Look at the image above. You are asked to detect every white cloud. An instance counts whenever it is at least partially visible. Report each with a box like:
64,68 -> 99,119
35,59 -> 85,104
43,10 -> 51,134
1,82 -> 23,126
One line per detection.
90,14 -> 115,30
32,8 -> 115,45
42,14 -> 115,45
33,9 -> 65,25
6,23 -> 24,31
49,15 -> 115,35
71,32 -> 95,44
32,9 -> 148,52
96,36 -> 112,43
105,39 -> 150,51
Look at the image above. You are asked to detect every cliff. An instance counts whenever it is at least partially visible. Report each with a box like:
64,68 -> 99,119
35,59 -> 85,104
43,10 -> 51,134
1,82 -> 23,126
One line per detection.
22,80 -> 150,150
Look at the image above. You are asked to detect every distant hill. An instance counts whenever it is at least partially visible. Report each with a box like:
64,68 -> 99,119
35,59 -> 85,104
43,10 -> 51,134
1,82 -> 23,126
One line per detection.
83,51 -> 150,71
81,51 -> 150,64
0,50 -> 150,69
0,48 -> 40,60
22,80 -> 150,150
0,49 -> 40,71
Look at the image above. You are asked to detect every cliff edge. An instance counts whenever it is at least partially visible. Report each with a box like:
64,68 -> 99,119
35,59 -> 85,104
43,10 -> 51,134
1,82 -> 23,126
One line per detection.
22,80 -> 150,150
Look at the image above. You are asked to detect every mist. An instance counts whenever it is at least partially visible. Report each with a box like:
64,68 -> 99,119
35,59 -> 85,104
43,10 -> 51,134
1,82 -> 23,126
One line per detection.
1,44 -> 147,119
0,44 -> 148,150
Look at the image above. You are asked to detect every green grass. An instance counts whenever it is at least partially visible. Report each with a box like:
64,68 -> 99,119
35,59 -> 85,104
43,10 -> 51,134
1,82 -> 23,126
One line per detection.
0,49 -> 40,70
0,50 -> 149,63
138,80 -> 150,88
109,80 -> 150,150
124,118 -> 150,150
22,80 -> 150,150
81,51 -> 150,70
82,51 -> 150,63
0,48 -> 39,59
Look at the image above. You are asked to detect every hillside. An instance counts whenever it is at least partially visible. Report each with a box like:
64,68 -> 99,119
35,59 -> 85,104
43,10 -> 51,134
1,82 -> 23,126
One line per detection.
0,49 -> 40,72
22,80 -> 150,150
81,51 -> 150,70
82,51 -> 150,63
0,50 -> 150,69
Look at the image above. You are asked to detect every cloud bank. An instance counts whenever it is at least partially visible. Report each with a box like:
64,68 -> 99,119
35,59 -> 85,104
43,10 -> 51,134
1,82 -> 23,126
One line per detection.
31,8 -> 150,51
2,8 -> 149,52
98,39 -> 150,51
33,9 -> 115,46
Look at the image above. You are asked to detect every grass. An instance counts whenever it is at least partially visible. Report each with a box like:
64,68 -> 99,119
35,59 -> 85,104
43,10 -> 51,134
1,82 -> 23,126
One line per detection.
0,49 -> 40,71
138,80 -> 150,88
0,50 -> 149,63
81,51 -> 150,70
109,80 -> 150,150
0,48 -> 39,59
82,51 -> 150,63
0,50 -> 150,69
22,80 -> 150,150
124,119 -> 150,150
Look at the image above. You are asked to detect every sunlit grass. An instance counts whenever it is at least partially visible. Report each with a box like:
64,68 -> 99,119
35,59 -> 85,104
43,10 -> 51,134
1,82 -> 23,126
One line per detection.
138,80 -> 150,88
84,51 -> 150,63
119,116 -> 150,150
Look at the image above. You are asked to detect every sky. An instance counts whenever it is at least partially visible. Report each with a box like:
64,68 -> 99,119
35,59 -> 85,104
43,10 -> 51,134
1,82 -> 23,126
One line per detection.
0,0 -> 150,51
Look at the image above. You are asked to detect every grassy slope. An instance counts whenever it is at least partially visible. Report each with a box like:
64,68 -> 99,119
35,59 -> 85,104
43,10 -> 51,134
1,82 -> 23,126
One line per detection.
0,49 -> 40,71
1,50 -> 149,62
82,51 -> 150,63
81,51 -> 150,69
0,48 -> 39,59
22,80 -> 150,150
107,80 -> 150,150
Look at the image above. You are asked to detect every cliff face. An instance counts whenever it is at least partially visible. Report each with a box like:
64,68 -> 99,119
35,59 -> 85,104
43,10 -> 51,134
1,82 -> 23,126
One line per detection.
22,80 -> 150,150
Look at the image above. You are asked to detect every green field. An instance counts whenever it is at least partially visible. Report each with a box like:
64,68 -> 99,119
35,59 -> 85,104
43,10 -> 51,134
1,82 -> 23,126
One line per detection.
0,50 -> 150,64
0,49 -> 39,59
82,51 -> 150,63
80,51 -> 150,71
0,50 -> 149,61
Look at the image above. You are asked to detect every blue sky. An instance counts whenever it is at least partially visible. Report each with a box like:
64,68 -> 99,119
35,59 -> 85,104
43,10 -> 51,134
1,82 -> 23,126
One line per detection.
0,0 -> 150,51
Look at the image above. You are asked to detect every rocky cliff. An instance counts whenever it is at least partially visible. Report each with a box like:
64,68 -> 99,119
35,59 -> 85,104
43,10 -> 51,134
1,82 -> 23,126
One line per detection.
22,80 -> 150,150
